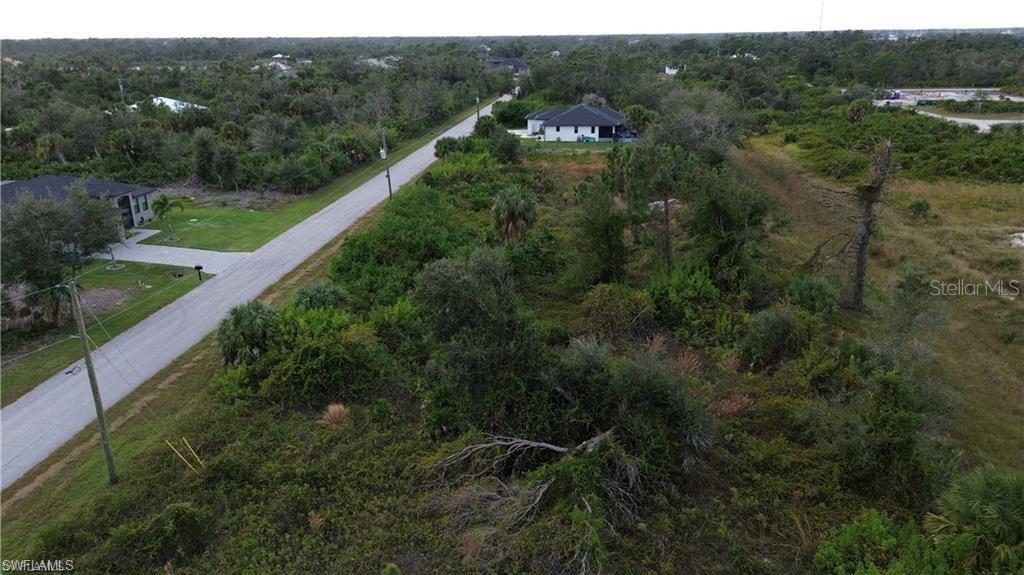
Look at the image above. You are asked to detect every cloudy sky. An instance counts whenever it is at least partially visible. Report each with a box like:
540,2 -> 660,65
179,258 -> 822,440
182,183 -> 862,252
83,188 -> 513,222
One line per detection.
2,0 -> 1022,39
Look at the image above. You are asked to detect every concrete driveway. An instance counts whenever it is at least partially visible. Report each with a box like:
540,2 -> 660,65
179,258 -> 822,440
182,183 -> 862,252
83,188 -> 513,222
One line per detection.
0,98 -> 506,488
95,229 -> 250,274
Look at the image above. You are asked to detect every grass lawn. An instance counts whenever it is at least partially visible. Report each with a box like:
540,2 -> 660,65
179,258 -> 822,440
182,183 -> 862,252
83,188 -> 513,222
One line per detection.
0,260 -> 204,407
524,140 -> 617,152
736,136 -> 1024,474
140,98 -> 498,252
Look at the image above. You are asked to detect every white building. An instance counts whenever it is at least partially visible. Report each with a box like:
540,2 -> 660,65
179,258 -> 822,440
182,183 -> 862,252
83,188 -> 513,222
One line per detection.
665,66 -> 679,75
526,104 -> 630,143
151,96 -> 208,113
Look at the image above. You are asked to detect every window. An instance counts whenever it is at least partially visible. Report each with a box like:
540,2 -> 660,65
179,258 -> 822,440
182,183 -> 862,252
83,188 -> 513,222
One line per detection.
141,195 -> 149,211
574,126 -> 578,134
132,197 -> 140,214
556,126 -> 560,132
591,126 -> 595,134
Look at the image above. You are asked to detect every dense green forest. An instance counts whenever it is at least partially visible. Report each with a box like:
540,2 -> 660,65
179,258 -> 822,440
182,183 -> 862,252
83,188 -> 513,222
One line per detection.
1,41 -> 509,191
2,31 -> 1023,574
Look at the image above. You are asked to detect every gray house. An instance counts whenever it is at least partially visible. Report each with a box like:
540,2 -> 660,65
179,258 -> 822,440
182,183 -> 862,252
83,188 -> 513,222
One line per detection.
0,175 -> 159,231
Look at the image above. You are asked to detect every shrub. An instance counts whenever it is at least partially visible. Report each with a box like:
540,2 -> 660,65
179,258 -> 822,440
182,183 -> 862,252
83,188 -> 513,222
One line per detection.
100,502 -> 214,570
472,115 -> 500,138
830,371 -> 937,508
261,323 -> 389,406
908,199 -> 932,219
580,283 -> 654,340
925,465 -> 1024,573
648,265 -> 740,346
414,247 -> 519,340
490,129 -> 522,164
294,280 -> 349,310
738,304 -> 810,368
788,275 -> 838,315
217,300 -> 279,365
814,509 -> 955,575
330,185 -> 472,311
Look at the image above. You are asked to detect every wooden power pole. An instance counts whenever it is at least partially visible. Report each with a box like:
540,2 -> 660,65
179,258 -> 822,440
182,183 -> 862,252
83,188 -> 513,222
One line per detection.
68,280 -> 119,484
380,128 -> 393,199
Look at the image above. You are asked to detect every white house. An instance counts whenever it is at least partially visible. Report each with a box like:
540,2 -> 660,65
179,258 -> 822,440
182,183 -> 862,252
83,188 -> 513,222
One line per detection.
150,96 -> 208,113
526,104 -> 630,143
665,66 -> 679,75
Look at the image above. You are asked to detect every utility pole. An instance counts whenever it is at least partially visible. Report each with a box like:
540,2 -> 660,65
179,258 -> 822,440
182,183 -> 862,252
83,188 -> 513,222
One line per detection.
476,95 -> 481,120
380,128 -> 393,199
68,280 -> 119,484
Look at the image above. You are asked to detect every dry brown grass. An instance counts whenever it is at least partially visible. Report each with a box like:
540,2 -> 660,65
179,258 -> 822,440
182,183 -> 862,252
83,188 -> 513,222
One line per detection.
674,350 -> 703,376
736,135 -> 1024,473
307,511 -> 326,533
321,403 -> 349,427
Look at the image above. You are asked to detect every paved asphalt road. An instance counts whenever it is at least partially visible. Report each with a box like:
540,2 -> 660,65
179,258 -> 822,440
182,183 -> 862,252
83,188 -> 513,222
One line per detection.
1,100 -> 501,489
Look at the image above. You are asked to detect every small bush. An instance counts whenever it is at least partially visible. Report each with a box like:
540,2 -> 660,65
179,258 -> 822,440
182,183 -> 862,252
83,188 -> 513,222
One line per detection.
908,199 -> 932,219
261,323 -> 389,406
787,275 -> 838,315
294,280 -> 349,310
580,283 -> 654,339
814,509 -> 954,575
217,300 -> 279,365
738,304 -> 811,368
99,502 -> 214,570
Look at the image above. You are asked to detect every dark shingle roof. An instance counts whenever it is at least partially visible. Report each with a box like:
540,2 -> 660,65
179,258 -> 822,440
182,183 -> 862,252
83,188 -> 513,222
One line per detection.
487,57 -> 529,71
0,176 -> 156,205
525,108 -> 567,121
541,104 -> 625,127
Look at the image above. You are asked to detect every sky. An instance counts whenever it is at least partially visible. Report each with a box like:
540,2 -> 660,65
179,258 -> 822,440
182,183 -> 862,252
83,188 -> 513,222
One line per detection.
2,0 -> 1023,39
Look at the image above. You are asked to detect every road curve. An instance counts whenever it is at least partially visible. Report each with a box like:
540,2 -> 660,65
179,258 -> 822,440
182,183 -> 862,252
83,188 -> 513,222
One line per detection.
1,99 -> 502,489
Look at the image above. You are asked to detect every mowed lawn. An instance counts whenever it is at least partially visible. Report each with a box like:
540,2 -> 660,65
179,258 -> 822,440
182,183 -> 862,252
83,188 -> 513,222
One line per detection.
0,260 -> 204,407
141,99 -> 496,252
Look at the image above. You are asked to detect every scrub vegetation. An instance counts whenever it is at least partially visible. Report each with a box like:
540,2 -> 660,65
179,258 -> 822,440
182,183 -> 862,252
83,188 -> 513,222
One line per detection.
2,31 -> 1022,574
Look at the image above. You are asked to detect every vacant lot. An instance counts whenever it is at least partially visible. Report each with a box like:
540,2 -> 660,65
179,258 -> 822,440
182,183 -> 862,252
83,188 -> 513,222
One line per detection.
736,136 -> 1024,473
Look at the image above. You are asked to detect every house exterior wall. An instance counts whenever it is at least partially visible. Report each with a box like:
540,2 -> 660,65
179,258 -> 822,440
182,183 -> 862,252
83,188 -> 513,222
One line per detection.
527,118 -> 546,134
117,191 -> 156,227
542,124 -> 617,142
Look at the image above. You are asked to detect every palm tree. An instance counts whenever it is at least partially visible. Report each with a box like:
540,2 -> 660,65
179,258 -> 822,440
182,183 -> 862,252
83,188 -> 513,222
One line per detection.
217,301 -> 279,365
492,187 -> 537,243
152,194 -> 185,241
925,464 -> 1024,572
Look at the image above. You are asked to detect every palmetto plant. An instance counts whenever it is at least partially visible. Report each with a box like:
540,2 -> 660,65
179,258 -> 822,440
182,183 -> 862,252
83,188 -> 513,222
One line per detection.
152,194 -> 185,241
217,300 -> 279,365
492,187 -> 537,243
925,464 -> 1024,573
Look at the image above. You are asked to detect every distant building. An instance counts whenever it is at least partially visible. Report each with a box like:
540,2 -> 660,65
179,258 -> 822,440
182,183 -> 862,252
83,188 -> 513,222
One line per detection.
487,57 -> 529,75
358,55 -> 401,69
664,66 -> 679,75
526,104 -> 630,143
1,175 -> 159,230
150,96 -> 208,113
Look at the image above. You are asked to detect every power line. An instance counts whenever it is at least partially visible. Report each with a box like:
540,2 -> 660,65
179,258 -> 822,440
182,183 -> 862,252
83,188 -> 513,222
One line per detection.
0,335 -> 75,367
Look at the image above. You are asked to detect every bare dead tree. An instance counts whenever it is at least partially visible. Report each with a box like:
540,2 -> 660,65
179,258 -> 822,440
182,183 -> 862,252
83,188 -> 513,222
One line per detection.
807,140 -> 899,310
